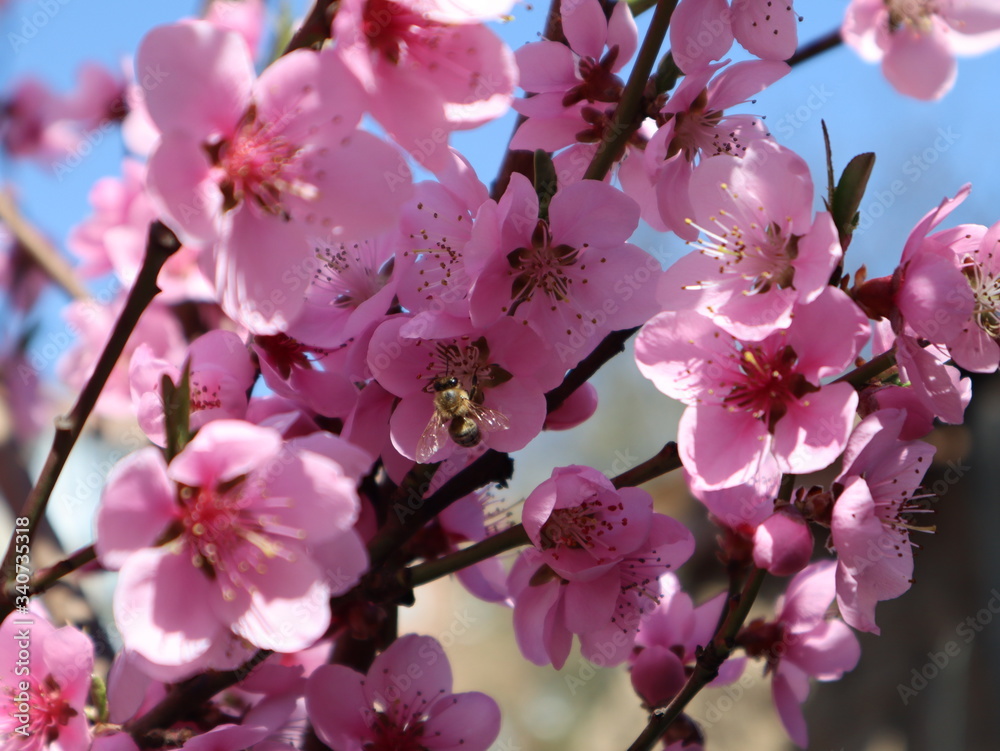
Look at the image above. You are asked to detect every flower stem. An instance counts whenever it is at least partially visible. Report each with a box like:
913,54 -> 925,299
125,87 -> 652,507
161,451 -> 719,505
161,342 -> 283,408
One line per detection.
0,221 -> 179,610
626,567 -> 767,751
583,0 -> 678,182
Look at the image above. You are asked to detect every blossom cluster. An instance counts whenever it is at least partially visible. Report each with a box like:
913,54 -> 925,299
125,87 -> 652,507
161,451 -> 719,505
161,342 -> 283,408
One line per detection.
1,0 -> 998,750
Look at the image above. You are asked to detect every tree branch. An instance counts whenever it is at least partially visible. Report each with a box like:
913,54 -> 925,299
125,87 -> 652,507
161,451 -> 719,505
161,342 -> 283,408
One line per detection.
787,28 -> 843,67
0,221 -> 179,610
126,649 -> 272,741
281,0 -> 337,54
367,450 -> 515,570
610,442 -> 681,489
583,0 -> 678,182
546,327 -> 640,413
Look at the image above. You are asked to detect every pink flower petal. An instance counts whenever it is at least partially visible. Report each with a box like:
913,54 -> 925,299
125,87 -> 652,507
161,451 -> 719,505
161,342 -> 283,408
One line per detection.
167,419 -> 283,487
366,635 -> 453,722
306,665 -> 371,750
670,0 -> 734,71
115,548 -> 224,666
881,22 -> 957,100
96,448 -> 177,570
732,0 -> 799,60
423,692 -> 501,751
145,133 -> 222,243
562,0 -> 609,59
136,21 -> 253,139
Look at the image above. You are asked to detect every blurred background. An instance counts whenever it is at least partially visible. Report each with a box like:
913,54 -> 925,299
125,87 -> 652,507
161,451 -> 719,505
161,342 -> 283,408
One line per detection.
2,1 -> 1000,749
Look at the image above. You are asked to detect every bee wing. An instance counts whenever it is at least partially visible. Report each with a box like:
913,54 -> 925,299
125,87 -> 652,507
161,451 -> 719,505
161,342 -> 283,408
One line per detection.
416,411 -> 450,464
467,402 -> 510,433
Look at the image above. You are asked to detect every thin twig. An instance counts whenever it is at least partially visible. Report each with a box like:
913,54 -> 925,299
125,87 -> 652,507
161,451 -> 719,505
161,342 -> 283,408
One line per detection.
583,0 -> 678,182
546,327 -> 640,413
0,221 -> 179,610
835,349 -> 897,390
0,189 -> 89,300
367,450 -> 515,570
787,28 -> 843,67
626,567 -> 767,751
409,524 -> 531,587
610,442 -> 681,489
281,0 -> 337,54
28,544 -> 96,596
126,649 -> 272,741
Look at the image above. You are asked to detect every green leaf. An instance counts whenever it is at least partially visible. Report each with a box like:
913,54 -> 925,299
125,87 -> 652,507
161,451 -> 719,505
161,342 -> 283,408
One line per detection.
161,359 -> 192,462
89,673 -> 108,724
832,152 -> 876,251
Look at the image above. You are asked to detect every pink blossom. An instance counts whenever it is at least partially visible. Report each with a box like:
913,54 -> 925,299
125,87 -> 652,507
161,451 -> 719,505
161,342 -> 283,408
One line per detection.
284,228 -> 405,350
509,513 -> 694,669
367,316 -> 555,463
469,174 -> 660,369
510,0 -> 639,184
630,574 -> 743,708
892,330 -> 971,427
659,140 -> 841,339
252,334 -> 361,420
843,0 -> 1000,99
670,0 -> 801,72
0,78 -> 80,163
137,21 -> 411,333
68,158 -> 213,302
739,561 -> 860,747
892,184 -> 974,343
636,287 -> 868,492
328,0 -> 517,170
644,61 -> 787,240
129,329 -> 256,446
926,220 -> 1000,371
60,62 -> 127,131
891,186 -> 1000,372
831,409 -> 935,634
205,0 -> 267,57
753,507 -> 813,577
543,381 -> 598,431
395,153 -> 491,323
95,421 -> 369,673
521,465 -> 654,576
306,634 -> 501,751
0,613 -> 94,751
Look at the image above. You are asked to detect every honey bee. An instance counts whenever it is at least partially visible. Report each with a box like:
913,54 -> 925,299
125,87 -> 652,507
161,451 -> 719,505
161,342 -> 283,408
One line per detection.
416,376 -> 510,463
